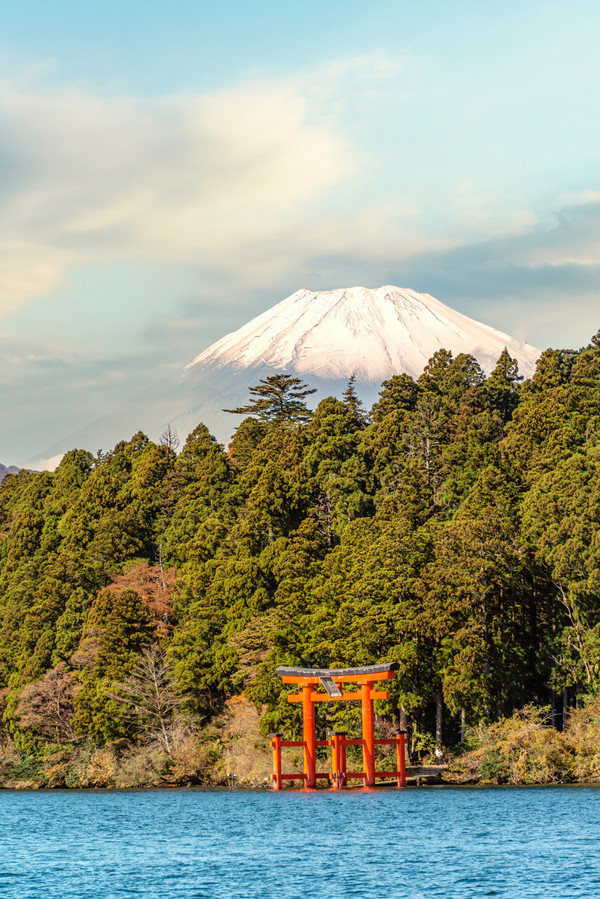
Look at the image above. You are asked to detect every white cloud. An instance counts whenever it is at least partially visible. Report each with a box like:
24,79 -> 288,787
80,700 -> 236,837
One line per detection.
0,77 -> 356,315
0,49 -> 443,318
502,198 -> 600,268
1,51 -> 598,347
0,241 -> 74,314
302,49 -> 409,110
29,453 -> 64,472
558,189 -> 600,208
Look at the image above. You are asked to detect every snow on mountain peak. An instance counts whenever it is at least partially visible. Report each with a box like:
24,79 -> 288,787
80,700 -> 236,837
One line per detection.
187,285 -> 540,381
30,286 -> 541,463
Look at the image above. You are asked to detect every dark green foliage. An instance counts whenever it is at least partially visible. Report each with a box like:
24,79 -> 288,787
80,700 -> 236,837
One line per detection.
72,587 -> 153,743
228,417 -> 268,469
371,374 -> 419,421
225,374 -> 317,424
1,346 -> 600,755
485,348 -> 523,423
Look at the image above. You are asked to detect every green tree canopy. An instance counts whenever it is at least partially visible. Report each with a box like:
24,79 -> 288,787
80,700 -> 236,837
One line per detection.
224,374 -> 316,425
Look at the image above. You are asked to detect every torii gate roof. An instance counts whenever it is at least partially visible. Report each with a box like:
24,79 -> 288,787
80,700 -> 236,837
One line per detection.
276,662 -> 398,686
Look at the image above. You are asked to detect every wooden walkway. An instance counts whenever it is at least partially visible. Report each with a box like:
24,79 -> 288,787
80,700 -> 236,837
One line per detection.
372,765 -> 449,787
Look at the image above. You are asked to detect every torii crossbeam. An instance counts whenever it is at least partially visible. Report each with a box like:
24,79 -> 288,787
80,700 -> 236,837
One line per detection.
270,663 -> 406,790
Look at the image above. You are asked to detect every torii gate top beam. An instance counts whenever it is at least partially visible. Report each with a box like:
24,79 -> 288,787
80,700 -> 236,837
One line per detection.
276,662 -> 398,686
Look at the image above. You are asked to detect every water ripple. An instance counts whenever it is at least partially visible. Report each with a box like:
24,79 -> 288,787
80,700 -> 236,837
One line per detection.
0,786 -> 598,898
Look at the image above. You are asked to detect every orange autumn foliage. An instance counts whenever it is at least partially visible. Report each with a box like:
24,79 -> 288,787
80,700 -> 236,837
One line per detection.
108,562 -> 177,638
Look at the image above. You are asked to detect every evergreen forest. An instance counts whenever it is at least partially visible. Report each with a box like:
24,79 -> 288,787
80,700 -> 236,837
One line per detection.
1,337 -> 600,786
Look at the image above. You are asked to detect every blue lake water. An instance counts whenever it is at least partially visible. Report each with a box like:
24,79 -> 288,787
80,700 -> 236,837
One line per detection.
0,786 -> 598,898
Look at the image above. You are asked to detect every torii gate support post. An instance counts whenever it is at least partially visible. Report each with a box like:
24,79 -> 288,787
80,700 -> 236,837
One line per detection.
394,730 -> 406,789
271,732 -> 283,791
330,731 -> 346,789
361,682 -> 376,787
340,732 -> 347,787
302,685 -> 317,789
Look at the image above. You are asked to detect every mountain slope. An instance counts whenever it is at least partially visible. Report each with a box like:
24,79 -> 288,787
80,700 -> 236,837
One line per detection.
187,286 -> 540,382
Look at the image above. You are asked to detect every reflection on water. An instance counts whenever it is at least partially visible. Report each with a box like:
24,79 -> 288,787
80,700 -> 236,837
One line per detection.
0,786 -> 598,898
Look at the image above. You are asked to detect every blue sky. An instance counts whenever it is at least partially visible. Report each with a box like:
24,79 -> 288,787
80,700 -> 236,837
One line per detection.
1,0 -> 599,464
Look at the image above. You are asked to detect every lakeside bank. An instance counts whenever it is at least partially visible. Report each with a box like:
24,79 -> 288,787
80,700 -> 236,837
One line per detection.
0,697 -> 598,791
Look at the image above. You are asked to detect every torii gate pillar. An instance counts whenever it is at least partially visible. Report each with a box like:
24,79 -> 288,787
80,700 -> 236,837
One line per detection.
361,681 -> 376,787
302,685 -> 317,789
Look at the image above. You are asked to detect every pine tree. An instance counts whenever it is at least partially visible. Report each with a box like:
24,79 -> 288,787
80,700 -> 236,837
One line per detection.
486,348 -> 523,423
342,374 -> 367,424
72,588 -> 154,743
371,373 -> 419,421
224,374 -> 316,425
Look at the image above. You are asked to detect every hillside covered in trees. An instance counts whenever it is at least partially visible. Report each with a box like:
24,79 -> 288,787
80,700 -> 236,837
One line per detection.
1,337 -> 600,787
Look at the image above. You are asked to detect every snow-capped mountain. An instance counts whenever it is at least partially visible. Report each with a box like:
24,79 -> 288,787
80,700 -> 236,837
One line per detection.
31,286 -> 541,466
166,285 -> 541,443
188,286 -> 540,382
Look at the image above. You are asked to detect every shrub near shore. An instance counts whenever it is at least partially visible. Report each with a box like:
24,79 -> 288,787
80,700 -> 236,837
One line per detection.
446,700 -> 600,785
0,696 -> 273,790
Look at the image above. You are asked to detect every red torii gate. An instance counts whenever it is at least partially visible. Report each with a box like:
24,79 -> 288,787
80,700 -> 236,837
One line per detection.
270,663 -> 406,790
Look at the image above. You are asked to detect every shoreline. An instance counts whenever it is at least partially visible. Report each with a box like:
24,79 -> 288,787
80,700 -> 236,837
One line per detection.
0,699 -> 597,792
1,780 -> 600,793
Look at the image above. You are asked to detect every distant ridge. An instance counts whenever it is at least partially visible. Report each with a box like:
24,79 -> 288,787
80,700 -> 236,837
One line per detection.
0,463 -> 20,484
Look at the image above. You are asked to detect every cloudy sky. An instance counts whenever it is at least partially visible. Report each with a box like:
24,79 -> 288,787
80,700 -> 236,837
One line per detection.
1,0 -> 600,464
